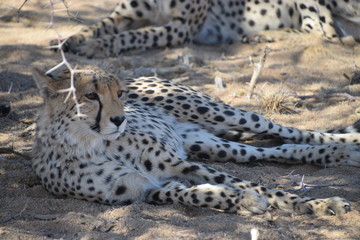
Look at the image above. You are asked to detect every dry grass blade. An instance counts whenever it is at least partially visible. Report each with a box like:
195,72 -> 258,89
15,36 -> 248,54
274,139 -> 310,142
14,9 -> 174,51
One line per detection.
260,90 -> 295,114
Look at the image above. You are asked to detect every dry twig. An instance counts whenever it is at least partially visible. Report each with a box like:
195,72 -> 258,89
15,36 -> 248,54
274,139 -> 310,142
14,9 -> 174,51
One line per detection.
46,0 -> 94,116
17,0 -> 90,116
0,147 -> 31,160
16,0 -> 29,22
285,171 -> 350,193
0,200 -> 29,224
288,92 -> 360,101
248,46 -> 271,99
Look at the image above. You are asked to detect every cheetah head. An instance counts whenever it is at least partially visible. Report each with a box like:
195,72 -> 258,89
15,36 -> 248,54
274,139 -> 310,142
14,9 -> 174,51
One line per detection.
32,67 -> 128,141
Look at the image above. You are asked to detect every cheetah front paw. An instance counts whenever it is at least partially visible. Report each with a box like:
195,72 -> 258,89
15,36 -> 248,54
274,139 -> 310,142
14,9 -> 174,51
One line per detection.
236,189 -> 269,216
250,31 -> 277,43
49,35 -> 107,58
72,39 -> 108,58
49,34 -> 85,53
297,197 -> 351,216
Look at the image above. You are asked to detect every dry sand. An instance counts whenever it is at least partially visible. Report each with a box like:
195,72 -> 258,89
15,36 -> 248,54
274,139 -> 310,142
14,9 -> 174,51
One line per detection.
1,1 -> 360,239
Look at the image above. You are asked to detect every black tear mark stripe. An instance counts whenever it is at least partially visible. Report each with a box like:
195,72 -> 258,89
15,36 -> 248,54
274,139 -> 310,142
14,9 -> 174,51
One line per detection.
92,99 -> 103,132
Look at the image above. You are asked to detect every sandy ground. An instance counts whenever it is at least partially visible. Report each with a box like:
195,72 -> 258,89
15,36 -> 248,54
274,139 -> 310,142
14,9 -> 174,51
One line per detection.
1,1 -> 360,239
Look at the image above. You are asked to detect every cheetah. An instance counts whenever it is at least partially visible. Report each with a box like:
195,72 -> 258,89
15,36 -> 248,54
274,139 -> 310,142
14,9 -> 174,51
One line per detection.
32,66 -> 360,216
54,0 -> 360,58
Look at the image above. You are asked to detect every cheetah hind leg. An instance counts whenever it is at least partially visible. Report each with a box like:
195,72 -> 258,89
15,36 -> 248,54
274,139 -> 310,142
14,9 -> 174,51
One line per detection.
179,122 -> 360,167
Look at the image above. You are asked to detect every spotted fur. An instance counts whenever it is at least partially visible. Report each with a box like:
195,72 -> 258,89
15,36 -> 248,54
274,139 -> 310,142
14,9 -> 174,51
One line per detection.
52,0 -> 360,58
32,67 -> 358,216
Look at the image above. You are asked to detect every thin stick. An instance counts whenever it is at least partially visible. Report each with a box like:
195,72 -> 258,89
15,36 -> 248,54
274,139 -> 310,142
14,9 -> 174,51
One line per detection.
0,147 -> 31,160
17,0 -> 29,22
284,171 -> 350,193
288,92 -> 360,101
291,184 -> 350,193
0,200 -> 29,224
248,46 -> 271,99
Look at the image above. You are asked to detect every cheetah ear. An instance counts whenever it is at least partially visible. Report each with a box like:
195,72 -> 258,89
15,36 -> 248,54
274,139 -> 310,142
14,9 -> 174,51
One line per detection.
32,68 -> 58,99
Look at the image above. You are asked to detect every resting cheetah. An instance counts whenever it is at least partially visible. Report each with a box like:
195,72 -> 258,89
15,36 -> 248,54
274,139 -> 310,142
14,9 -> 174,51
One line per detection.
32,67 -> 359,216
54,0 -> 360,58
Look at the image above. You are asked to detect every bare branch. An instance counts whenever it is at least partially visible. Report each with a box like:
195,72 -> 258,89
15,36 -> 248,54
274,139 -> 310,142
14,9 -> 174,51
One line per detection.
17,0 -> 29,22
284,171 -> 350,193
248,46 -> 271,99
0,200 -> 29,224
45,0 -> 90,116
288,92 -> 360,101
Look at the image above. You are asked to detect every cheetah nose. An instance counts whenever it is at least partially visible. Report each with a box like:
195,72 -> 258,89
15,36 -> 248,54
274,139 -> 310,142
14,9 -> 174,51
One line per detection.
110,116 -> 126,127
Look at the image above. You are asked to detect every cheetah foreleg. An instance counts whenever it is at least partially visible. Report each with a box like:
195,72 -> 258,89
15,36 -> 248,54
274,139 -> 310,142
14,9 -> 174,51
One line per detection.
146,181 -> 268,216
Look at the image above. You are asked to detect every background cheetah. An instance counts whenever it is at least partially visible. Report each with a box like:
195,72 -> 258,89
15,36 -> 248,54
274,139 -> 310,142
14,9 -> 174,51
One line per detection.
56,0 -> 360,57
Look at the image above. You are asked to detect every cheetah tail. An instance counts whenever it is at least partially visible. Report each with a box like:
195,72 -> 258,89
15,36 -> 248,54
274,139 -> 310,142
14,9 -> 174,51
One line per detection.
327,119 -> 360,133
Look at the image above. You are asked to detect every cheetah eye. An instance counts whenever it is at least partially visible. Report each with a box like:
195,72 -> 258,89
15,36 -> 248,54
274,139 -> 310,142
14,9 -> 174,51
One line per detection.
85,92 -> 99,101
117,90 -> 128,99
